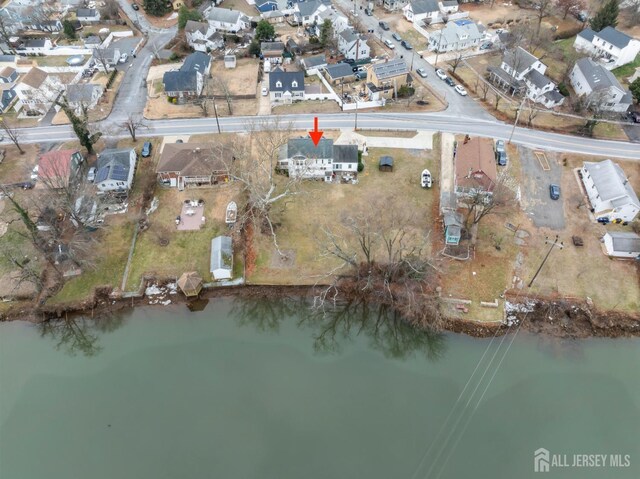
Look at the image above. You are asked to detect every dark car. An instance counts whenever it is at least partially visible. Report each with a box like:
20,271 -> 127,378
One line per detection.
132,3 -> 139,10
549,184 -> 561,200
341,58 -> 356,65
141,141 -> 152,158
392,32 -> 402,41
400,40 -> 413,50
379,21 -> 390,31
496,151 -> 507,166
364,8 -> 372,16
628,111 -> 640,123
479,41 -> 493,50
444,77 -> 455,87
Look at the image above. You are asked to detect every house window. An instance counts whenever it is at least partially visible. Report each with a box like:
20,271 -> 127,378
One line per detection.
276,81 -> 282,88
292,80 -> 298,88
334,163 -> 342,170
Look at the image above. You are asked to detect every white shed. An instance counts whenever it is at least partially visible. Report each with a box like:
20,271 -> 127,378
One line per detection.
210,236 -> 233,280
224,55 -> 236,69
602,232 -> 640,259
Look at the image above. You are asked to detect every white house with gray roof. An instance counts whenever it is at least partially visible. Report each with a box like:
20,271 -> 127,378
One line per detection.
66,83 -> 104,114
95,148 -> 137,193
488,46 -> 564,108
295,1 -> 327,26
570,57 -> 632,113
574,26 -> 640,69
278,138 -> 358,180
403,0 -> 456,24
428,19 -> 482,53
184,20 -> 223,52
602,232 -> 640,259
581,160 -> 640,223
338,29 -> 370,61
207,7 -> 250,32
269,66 -> 305,103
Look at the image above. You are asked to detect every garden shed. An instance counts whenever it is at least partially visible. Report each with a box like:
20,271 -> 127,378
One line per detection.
379,156 -> 394,172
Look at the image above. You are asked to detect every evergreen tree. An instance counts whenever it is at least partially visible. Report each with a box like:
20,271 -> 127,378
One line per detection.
255,20 -> 275,42
143,0 -> 171,17
319,19 -> 333,47
63,20 -> 76,40
630,77 -> 640,104
178,6 -> 203,29
589,0 -> 619,31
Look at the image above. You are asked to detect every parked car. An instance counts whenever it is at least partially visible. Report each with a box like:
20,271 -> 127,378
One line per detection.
355,71 -> 366,80
383,38 -> 395,49
435,68 -> 447,80
352,65 -> 365,73
364,8 -> 372,16
444,77 -> 455,87
132,3 -> 139,10
549,184 -> 561,200
261,86 -> 268,96
30,165 -> 39,181
392,32 -> 402,41
627,111 -> 640,123
141,141 -> 152,158
495,139 -> 507,164
342,58 -> 356,65
479,41 -> 493,50
416,68 -> 427,78
400,40 -> 413,50
454,85 -> 467,95
379,21 -> 390,31
87,167 -> 96,183
119,53 -> 128,63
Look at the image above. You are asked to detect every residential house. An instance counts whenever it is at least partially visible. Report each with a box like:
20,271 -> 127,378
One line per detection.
602,232 -> 640,259
95,148 -> 137,193
454,137 -> 497,198
66,83 -> 104,114
366,58 -> 411,99
338,29 -> 370,61
574,26 -> 640,69
210,235 -> 233,280
184,20 -> 223,52
0,66 -> 18,83
286,38 -> 301,56
93,45 -> 121,71
301,54 -> 327,74
261,10 -> 286,24
13,67 -> 63,115
488,46 -> 564,108
324,62 -> 355,84
569,57 -> 632,113
18,39 -> 53,54
256,0 -> 288,13
316,7 -> 349,36
0,84 -> 17,112
37,150 -> 84,189
428,19 -> 482,53
278,138 -> 358,180
207,7 -> 250,33
261,41 -> 285,61
83,35 -> 102,48
384,0 -> 409,11
402,0 -> 446,25
443,211 -> 464,245
580,160 -> 640,223
295,1 -> 327,26
76,8 -> 101,22
155,142 -> 231,189
33,20 -> 63,33
163,51 -> 211,100
269,66 -> 305,102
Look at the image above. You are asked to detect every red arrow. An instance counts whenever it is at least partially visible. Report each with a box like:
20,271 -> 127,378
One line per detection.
309,117 -> 324,146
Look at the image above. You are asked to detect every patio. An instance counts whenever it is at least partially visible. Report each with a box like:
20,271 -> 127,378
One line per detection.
176,199 -> 205,231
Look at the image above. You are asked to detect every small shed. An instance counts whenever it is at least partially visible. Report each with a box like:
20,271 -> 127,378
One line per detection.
210,236 -> 233,280
177,271 -> 203,297
443,211 -> 464,246
602,232 -> 640,259
224,55 -> 236,69
379,156 -> 393,172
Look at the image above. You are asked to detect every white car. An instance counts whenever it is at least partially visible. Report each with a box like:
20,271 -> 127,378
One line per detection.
416,68 -> 427,78
30,165 -> 39,181
454,85 -> 468,96
383,38 -> 395,49
435,68 -> 447,80
119,53 -> 128,63
261,86 -> 268,96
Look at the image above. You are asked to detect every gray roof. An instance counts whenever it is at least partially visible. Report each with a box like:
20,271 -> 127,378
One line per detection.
0,55 -> 15,63
575,57 -> 624,92
373,58 -> 409,80
583,160 -> 640,208
269,67 -> 304,92
607,232 -> 640,254
181,51 -> 210,74
297,1 -> 322,17
577,28 -> 595,43
304,54 -> 326,68
596,26 -> 633,49
444,211 -> 463,228
84,35 -> 101,45
525,68 -> 552,89
208,6 -> 248,24
261,41 -> 285,52
163,70 -> 198,92
503,47 -> 538,75
76,8 -> 98,18
184,20 -> 210,34
281,138 -> 357,163
409,0 -> 439,15
24,39 -> 47,48
96,148 -> 133,183
441,0 -> 458,6
340,29 -> 359,44
66,83 -> 102,102
324,63 -> 354,79
543,89 -> 564,103
379,155 -> 393,166
431,20 -> 482,47
210,236 -> 233,273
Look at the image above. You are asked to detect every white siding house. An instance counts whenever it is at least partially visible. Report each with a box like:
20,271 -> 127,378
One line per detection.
574,27 -> 640,69
13,67 -> 63,115
602,232 -> 640,259
581,160 -> 640,223
278,138 -> 359,181
269,67 -> 305,103
207,7 -> 250,32
570,57 -> 632,113
338,29 -> 370,61
427,19 -> 482,53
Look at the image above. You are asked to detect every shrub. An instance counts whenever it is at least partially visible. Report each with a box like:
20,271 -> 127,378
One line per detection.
357,162 -> 364,172
106,69 -> 118,88
169,52 -> 182,62
557,82 -> 570,97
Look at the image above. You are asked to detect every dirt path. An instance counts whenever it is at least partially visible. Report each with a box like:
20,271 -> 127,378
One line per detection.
439,132 -> 455,213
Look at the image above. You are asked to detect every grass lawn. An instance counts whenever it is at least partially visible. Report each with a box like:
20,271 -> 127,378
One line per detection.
612,54 -> 640,84
35,55 -> 84,67
273,100 -> 342,114
592,121 -> 628,140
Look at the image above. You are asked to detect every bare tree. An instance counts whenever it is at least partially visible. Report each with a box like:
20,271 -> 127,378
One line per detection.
447,53 -> 464,75
92,47 -> 113,73
556,0 -> 586,19
534,0 -> 555,35
215,77 -> 234,115
0,15 -> 15,53
460,175 -> 515,239
121,114 -> 147,142
479,79 -> 491,101
0,118 -> 24,154
100,0 -> 121,20
525,104 -> 540,126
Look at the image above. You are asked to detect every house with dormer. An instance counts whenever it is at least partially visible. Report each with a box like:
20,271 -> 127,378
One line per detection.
338,29 -> 370,61
0,66 -> 18,83
184,20 -> 223,52
428,19 -> 482,53
13,67 -> 63,115
269,66 -> 304,103
569,57 -> 632,113
278,138 -> 358,180
295,1 -> 327,26
207,7 -> 250,32
488,46 -> 564,108
163,52 -> 211,100
574,26 -> 640,69
402,0 -> 450,24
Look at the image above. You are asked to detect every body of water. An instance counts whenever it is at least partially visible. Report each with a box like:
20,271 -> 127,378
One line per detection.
1,297 -> 639,479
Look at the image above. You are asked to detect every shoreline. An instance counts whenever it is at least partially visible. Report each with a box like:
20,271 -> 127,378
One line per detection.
1,283 -> 639,340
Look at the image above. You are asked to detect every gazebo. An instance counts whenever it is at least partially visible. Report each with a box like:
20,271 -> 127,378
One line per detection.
379,156 -> 394,172
177,271 -> 203,297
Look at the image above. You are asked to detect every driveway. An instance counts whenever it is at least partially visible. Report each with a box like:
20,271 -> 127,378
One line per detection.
258,74 -> 271,115
518,146 -> 565,230
622,123 -> 640,143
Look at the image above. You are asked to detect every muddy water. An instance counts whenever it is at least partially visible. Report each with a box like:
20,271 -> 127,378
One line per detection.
1,298 -> 638,479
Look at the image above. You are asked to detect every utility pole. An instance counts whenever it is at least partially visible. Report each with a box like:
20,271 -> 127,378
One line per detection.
212,96 -> 221,134
528,235 -> 563,288
508,95 -> 527,144
410,50 -> 415,71
434,32 -> 443,67
354,97 -> 358,130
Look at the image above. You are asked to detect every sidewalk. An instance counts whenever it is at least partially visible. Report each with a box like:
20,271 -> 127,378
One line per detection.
334,130 -> 434,150
439,132 -> 456,214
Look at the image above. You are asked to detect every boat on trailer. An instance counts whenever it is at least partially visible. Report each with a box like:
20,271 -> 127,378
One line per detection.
225,201 -> 237,224
421,169 -> 432,188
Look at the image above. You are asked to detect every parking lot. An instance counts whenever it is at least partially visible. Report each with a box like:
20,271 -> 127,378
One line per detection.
518,146 -> 565,230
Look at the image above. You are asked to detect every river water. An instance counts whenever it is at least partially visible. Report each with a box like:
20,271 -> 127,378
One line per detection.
0,297 -> 639,479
